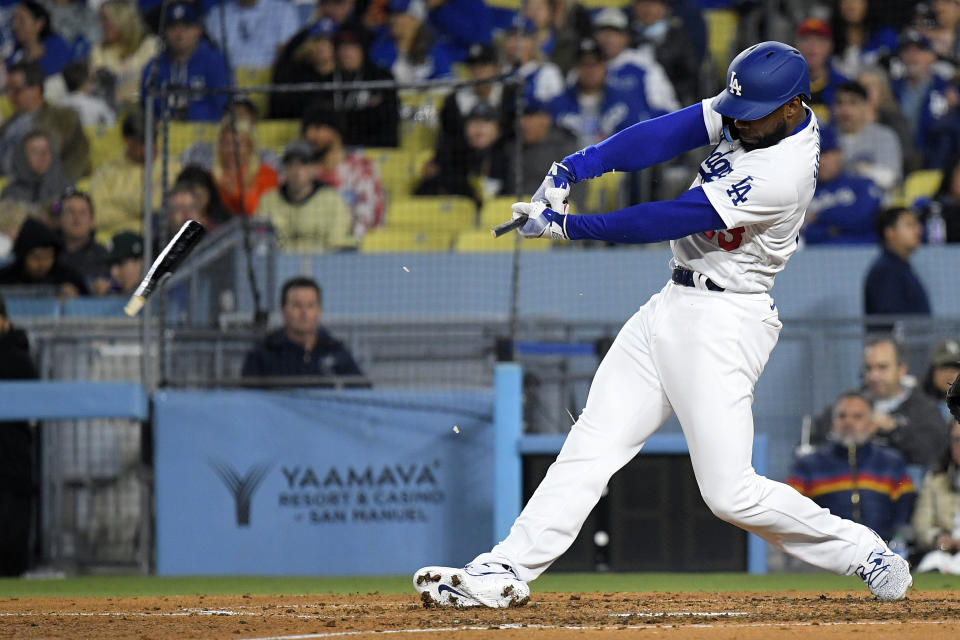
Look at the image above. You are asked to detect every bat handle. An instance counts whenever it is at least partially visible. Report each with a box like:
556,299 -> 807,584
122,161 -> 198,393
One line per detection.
491,214 -> 528,238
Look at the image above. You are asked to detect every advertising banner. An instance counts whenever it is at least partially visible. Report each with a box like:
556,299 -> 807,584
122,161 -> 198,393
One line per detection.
154,389 -> 495,575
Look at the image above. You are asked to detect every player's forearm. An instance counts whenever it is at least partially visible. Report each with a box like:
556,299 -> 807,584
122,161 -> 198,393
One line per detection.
562,103 -> 710,181
564,187 -> 724,244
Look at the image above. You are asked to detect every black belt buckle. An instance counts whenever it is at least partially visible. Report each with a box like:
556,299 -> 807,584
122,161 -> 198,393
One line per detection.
672,267 -> 724,292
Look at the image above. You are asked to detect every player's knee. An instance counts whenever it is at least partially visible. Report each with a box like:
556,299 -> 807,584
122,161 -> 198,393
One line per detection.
700,483 -> 756,524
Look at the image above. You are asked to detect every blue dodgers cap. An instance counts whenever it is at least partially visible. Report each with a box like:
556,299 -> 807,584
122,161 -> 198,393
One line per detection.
712,41 -> 811,121
507,16 -> 536,35
389,0 -> 427,20
898,29 -> 934,52
308,18 -> 338,39
164,0 -> 200,25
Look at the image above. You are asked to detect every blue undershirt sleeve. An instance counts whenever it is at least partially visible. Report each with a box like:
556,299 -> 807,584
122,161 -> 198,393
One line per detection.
564,187 -> 725,244
562,103 -> 711,181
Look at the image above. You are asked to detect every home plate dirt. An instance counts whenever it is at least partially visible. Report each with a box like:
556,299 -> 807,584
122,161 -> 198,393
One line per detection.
2,591 -> 960,639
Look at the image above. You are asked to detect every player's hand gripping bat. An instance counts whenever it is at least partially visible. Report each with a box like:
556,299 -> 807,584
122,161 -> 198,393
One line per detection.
123,220 -> 206,316
491,162 -> 572,238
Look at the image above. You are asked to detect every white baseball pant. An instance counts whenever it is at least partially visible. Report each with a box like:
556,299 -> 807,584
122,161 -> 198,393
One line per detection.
474,281 -> 879,581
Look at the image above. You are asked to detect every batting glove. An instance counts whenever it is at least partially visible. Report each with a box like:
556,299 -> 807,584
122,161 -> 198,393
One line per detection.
511,200 -> 568,239
531,162 -> 574,206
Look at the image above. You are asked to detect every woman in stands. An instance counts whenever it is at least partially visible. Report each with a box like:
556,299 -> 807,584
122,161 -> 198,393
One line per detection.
89,0 -> 160,109
212,118 -> 279,216
6,0 -> 74,78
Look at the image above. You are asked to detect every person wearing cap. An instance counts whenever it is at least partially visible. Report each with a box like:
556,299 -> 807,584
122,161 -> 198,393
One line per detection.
0,61 -> 91,181
416,101 -> 514,205
795,16 -> 850,125
438,43 -> 517,148
103,230 -> 144,296
803,125 -> 883,245
922,338 -> 960,423
368,0 -> 453,83
302,108 -> 385,236
833,80 -> 902,192
255,140 -> 356,251
593,8 -> 678,117
324,27 -> 399,148
88,110 -> 179,242
520,102 -> 578,198
141,0 -> 229,121
269,17 -> 338,119
503,17 -> 564,114
0,216 -> 88,296
548,38 -> 645,149
891,30 -> 952,160
204,0 -> 300,72
631,0 -> 699,105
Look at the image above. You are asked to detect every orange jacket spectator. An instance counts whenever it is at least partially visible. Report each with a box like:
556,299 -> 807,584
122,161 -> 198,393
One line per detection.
213,117 -> 278,215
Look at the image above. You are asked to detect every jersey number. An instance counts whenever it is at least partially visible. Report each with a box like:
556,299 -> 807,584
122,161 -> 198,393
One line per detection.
703,227 -> 745,251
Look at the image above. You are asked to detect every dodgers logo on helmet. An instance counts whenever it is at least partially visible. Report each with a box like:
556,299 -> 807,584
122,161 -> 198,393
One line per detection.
712,41 -> 810,122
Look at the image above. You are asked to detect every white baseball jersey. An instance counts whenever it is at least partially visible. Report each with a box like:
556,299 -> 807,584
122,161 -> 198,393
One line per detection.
671,98 -> 820,293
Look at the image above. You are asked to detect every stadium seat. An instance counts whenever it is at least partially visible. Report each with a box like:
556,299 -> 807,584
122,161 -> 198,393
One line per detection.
398,90 -> 444,151
385,196 -> 477,232
85,123 -> 125,172
360,228 -> 454,252
705,9 -> 739,80
584,171 -> 626,214
453,229 -> 549,252
479,196 -> 522,229
2,296 -> 61,318
364,148 -> 420,198
168,121 -> 218,160
255,120 -> 300,155
903,169 -> 943,206
62,296 -> 127,317
234,67 -> 272,118
0,175 -> 8,195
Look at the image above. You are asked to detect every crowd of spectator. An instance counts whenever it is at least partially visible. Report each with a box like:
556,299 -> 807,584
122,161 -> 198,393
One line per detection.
1,1 -> 960,280
790,334 -> 960,571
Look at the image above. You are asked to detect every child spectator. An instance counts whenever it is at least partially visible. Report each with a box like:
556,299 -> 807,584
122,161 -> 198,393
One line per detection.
303,109 -> 384,237
57,60 -> 116,127
255,140 -> 355,251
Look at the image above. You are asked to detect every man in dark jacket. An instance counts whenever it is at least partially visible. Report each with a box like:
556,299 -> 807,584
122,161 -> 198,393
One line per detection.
864,206 -> 930,317
789,391 -> 915,543
242,276 -> 364,380
56,189 -> 108,288
0,293 -> 39,575
811,336 -> 948,467
0,217 -> 88,297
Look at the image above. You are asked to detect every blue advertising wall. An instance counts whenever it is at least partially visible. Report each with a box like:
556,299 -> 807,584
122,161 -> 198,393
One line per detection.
153,389 -> 496,575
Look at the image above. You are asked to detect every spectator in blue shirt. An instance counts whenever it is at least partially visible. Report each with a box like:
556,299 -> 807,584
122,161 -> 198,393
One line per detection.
549,38 -> 643,149
503,17 -> 564,112
369,0 -> 452,83
788,391 -> 916,544
6,1 -> 73,77
829,0 -> 899,78
204,0 -> 300,72
804,126 -> 883,245
141,1 -> 229,121
796,16 -> 850,126
593,8 -> 678,117
891,31 -> 952,160
864,206 -> 932,317
426,0 -> 492,62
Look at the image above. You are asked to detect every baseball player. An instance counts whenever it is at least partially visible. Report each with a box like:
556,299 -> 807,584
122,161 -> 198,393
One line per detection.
414,42 -> 913,608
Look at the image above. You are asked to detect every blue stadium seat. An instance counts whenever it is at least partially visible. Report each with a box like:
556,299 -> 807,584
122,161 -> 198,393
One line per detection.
61,296 -> 128,317
3,297 -> 61,318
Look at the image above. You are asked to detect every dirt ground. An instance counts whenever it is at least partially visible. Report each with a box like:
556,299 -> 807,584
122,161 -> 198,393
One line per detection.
2,590 -> 959,639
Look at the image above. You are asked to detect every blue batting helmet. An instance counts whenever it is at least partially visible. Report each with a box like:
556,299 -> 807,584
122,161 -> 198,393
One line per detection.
712,41 -> 810,121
